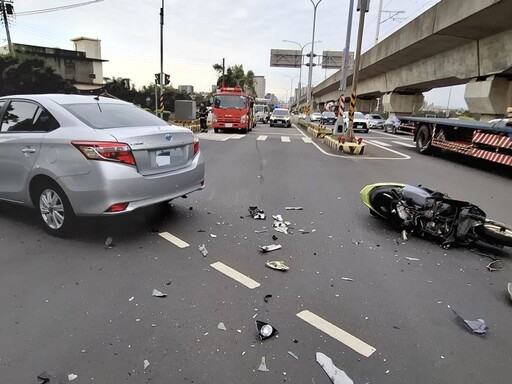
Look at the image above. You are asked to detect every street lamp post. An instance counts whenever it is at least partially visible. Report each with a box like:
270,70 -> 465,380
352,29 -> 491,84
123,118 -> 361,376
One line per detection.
159,0 -> 164,119
306,0 -> 323,119
282,75 -> 298,106
282,39 -> 321,105
346,0 -> 369,140
337,0 -> 355,134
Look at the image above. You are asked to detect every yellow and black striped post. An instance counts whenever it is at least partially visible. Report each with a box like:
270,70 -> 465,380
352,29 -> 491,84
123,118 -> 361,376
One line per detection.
159,93 -> 164,118
346,92 -> 357,139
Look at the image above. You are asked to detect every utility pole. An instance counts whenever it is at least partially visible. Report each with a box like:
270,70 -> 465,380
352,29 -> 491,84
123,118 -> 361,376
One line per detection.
306,0 -> 322,120
159,0 -> 164,119
337,0 -> 354,133
222,58 -> 225,87
1,0 -> 14,56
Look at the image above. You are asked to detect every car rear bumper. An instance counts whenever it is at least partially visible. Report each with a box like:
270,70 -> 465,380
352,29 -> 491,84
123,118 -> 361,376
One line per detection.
59,152 -> 205,215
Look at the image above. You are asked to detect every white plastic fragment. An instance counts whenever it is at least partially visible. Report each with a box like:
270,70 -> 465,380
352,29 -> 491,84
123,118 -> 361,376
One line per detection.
258,356 -> 270,372
218,322 -> 227,331
128,296 -> 134,302
341,277 -> 354,282
143,359 -> 150,369
402,230 -> 408,241
152,289 -> 167,297
508,283 -> 512,301
259,244 -> 282,252
265,260 -> 289,271
405,257 -> 420,261
199,244 -> 208,257
285,207 -> 303,210
316,352 -> 353,384
68,374 -> 78,381
272,214 -> 283,221
210,233 -> 217,238
288,351 -> 299,360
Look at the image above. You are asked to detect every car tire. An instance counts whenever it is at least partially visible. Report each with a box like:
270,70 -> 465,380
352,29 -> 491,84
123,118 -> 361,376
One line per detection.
391,126 -> 396,134
214,128 -> 219,133
34,180 -> 75,237
270,123 -> 273,127
364,129 -> 369,133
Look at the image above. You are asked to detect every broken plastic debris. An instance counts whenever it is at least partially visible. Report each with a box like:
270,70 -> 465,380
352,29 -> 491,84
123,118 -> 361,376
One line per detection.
316,352 -> 353,384
199,244 -> 208,257
288,351 -> 299,360
68,374 -> 78,381
273,226 -> 289,235
264,294 -> 273,303
258,356 -> 270,372
249,206 -> 266,220
105,236 -> 113,247
401,230 -> 408,241
341,277 -> 354,282
259,244 -> 282,252
128,296 -> 134,302
285,207 -> 303,210
265,260 -> 289,271
507,283 -> 512,301
37,372 -> 51,383
254,229 -> 268,233
405,257 -> 420,261
451,308 -> 488,335
210,233 -> 217,238
486,260 -> 502,272
272,214 -> 283,221
152,289 -> 167,298
256,320 -> 279,340
218,322 -> 227,331
143,359 -> 150,370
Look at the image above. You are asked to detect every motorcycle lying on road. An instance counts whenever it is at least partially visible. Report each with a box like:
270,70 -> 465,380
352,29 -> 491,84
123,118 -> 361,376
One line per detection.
360,183 -> 512,249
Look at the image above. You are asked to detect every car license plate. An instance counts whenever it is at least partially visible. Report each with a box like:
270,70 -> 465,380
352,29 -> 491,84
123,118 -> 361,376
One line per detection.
155,148 -> 183,167
277,120 -> 283,123
357,125 -> 363,129
225,123 -> 232,127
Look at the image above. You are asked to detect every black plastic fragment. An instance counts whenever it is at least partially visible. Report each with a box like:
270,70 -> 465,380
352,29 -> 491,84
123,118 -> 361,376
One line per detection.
255,320 -> 279,340
264,294 -> 272,303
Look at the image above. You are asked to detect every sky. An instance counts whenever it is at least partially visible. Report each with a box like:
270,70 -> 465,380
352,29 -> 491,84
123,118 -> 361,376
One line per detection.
2,0 -> 466,108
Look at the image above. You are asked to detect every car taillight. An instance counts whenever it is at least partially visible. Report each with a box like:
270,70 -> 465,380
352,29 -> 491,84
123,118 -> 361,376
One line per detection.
71,141 -> 136,166
240,115 -> 247,124
193,134 -> 199,155
106,202 -> 129,212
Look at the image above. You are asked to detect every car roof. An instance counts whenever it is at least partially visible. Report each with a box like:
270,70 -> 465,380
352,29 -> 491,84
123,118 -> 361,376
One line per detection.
0,94 -> 127,105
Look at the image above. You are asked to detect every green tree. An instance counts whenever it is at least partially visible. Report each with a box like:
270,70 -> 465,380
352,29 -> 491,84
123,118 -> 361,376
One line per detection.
0,55 -> 76,96
212,63 -> 256,96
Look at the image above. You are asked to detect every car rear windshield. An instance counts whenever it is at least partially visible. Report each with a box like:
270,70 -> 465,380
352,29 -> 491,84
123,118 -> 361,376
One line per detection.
273,109 -> 289,116
371,114 -> 382,119
62,103 -> 166,129
323,112 -> 336,117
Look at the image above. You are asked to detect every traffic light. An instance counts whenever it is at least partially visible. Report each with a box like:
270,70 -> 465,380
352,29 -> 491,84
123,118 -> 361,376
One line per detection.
164,74 -> 170,85
154,73 -> 160,85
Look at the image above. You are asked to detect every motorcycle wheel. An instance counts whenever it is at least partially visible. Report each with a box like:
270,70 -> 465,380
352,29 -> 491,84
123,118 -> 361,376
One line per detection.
475,221 -> 512,247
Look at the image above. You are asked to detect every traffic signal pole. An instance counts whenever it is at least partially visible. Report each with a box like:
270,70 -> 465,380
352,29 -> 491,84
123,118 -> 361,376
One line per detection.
159,0 -> 164,119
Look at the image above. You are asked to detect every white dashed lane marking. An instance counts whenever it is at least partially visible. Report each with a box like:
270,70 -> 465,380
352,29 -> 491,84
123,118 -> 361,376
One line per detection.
302,137 -> 313,143
231,134 -> 246,139
366,140 -> 391,147
210,262 -> 261,289
158,232 -> 190,248
392,141 -> 416,148
256,135 -> 268,141
281,136 -> 291,143
297,310 -> 376,357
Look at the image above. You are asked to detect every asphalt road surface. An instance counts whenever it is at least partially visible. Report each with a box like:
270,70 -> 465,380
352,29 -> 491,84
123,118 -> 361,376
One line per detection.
1,122 -> 511,383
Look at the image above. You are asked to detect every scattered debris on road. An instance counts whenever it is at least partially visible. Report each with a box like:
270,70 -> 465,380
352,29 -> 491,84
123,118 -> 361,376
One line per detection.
285,207 -> 303,210
256,320 -> 279,340
210,233 -> 217,238
451,308 -> 488,335
68,373 -> 78,381
288,351 -> 299,360
486,260 -> 502,272
264,294 -> 273,303
143,359 -> 150,370
258,356 -> 270,372
316,352 -> 354,384
341,277 -> 354,282
259,244 -> 282,252
152,289 -> 167,298
255,229 -> 268,233
165,279 -> 172,286
272,234 -> 278,241
105,236 -> 113,248
37,372 -> 51,383
249,206 -> 266,220
402,230 -> 408,241
265,260 -> 289,271
199,244 -> 208,257
405,257 -> 420,261
507,283 -> 512,301
128,296 -> 134,302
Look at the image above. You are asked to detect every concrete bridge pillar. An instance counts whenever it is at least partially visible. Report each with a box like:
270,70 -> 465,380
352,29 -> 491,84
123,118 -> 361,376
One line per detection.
464,76 -> 512,121
382,92 -> 424,115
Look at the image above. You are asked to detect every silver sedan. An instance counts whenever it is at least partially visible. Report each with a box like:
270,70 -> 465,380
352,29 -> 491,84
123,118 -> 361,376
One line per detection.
0,94 -> 205,236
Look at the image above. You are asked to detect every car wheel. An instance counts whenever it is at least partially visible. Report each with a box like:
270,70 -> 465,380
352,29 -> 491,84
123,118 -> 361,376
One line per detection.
391,126 -> 396,134
34,180 -> 75,237
214,128 -> 219,133
270,123 -> 273,127
364,129 -> 369,133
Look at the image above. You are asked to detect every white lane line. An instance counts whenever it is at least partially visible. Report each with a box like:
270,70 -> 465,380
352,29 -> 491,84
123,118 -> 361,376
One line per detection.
302,137 -> 313,143
373,131 -> 414,140
210,262 -> 260,289
197,133 -> 231,142
231,134 -> 246,139
281,136 -> 291,143
256,135 -> 268,141
158,231 -> 190,248
366,140 -> 391,147
392,141 -> 416,148
297,310 -> 376,357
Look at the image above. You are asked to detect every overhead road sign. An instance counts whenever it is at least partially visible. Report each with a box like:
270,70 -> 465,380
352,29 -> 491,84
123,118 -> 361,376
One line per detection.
270,49 -> 302,68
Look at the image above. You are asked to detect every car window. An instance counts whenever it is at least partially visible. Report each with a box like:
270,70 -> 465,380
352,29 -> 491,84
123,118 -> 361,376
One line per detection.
273,109 -> 289,116
62,103 -> 166,129
0,100 -> 59,133
371,114 -> 382,119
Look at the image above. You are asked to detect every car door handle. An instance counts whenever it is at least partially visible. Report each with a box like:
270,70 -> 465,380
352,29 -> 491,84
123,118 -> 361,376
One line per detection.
22,148 -> 36,153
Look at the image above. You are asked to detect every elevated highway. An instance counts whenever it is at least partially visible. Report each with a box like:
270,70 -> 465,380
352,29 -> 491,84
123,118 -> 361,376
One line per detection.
306,0 -> 512,119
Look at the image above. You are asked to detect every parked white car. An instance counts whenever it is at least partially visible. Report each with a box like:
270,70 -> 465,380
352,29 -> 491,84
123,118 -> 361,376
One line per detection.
342,111 -> 369,133
365,113 -> 385,129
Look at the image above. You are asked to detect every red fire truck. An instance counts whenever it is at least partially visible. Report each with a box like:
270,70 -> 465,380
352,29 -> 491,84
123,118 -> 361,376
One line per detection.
211,87 -> 254,134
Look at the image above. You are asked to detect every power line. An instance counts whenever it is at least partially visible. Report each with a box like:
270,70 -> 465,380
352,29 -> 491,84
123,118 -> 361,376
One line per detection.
15,0 -> 104,16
